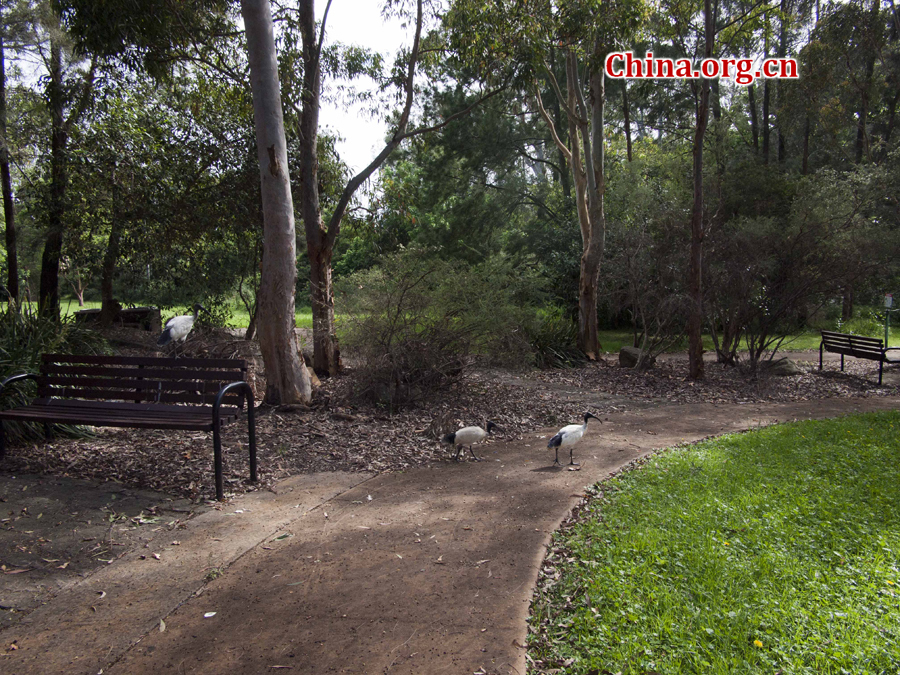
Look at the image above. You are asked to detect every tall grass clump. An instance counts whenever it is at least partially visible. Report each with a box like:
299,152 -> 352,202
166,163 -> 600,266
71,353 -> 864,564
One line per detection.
337,247 -> 541,408
527,306 -> 585,369
0,303 -> 109,443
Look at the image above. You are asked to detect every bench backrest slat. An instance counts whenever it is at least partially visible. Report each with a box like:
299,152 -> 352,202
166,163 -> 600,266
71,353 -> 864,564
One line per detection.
37,354 -> 249,406
42,353 -> 246,369
41,364 -> 245,381
36,387 -> 239,406
821,331 -> 884,349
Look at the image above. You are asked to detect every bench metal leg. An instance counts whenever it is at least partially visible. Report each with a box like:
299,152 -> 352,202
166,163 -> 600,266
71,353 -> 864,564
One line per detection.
841,354 -> 845,371
880,360 -> 884,386
211,382 -> 258,501
212,423 -> 225,501
248,403 -> 257,483
211,413 -> 257,501
0,420 -> 5,461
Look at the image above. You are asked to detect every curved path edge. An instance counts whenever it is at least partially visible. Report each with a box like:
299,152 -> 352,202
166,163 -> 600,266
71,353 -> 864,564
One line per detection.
3,396 -> 897,674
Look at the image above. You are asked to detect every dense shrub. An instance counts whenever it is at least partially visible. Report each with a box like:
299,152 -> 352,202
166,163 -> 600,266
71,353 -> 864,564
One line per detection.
337,247 -> 542,408
837,307 -> 887,339
0,305 -> 109,443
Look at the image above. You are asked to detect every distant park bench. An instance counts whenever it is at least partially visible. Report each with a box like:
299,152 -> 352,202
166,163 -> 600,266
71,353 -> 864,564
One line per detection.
73,306 -> 162,332
819,330 -> 900,385
0,354 -> 256,500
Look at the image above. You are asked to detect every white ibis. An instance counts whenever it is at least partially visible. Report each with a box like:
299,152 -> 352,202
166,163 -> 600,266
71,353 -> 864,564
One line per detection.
547,412 -> 601,466
158,303 -> 207,354
442,421 -> 500,461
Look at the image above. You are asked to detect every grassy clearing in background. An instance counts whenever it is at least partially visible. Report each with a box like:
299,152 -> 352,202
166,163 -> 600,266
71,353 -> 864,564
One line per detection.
529,412 -> 900,674
597,330 -> 898,355
49,299 -> 314,330
45,300 -> 895,349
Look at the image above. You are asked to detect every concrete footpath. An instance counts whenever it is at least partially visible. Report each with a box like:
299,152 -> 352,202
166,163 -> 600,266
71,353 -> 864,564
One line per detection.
2,396 -> 898,674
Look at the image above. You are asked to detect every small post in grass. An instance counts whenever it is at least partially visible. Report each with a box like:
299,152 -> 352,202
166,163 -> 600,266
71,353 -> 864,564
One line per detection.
885,294 -> 894,346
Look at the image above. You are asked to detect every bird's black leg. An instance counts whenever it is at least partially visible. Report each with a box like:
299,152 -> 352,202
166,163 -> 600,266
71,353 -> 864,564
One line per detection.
469,446 -> 482,462
553,448 -> 561,466
569,448 -> 579,466
454,445 -> 462,461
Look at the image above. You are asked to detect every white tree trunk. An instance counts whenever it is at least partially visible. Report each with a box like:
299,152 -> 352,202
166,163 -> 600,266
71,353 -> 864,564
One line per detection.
241,0 -> 311,404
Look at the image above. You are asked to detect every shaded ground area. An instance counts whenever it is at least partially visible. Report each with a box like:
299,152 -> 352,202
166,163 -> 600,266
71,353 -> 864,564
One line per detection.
0,476 -> 203,631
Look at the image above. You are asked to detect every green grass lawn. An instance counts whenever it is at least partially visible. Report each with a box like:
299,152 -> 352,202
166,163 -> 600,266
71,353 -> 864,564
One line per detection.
225,304 -> 313,330
529,412 -> 900,674
597,330 -> 899,355
46,300 -> 893,349
53,299 -> 314,330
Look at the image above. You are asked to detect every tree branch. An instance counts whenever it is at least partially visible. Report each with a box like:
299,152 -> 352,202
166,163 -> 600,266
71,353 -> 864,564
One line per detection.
533,80 -> 572,163
324,0 -> 423,250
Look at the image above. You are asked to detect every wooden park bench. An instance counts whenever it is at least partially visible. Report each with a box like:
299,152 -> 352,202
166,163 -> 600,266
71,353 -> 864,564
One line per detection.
0,354 -> 256,500
819,330 -> 900,385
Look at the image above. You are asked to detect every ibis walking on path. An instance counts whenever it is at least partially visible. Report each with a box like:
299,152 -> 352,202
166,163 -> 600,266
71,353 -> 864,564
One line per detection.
3,396 -> 898,675
547,411 -> 601,466
442,421 -> 500,461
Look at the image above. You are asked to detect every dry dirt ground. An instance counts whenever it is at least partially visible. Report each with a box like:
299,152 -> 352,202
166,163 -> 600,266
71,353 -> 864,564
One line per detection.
2,328 -> 895,503
1,326 -> 898,667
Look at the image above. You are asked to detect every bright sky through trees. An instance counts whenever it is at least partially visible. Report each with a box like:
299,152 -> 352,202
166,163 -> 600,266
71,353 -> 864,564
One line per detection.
316,1 -> 409,173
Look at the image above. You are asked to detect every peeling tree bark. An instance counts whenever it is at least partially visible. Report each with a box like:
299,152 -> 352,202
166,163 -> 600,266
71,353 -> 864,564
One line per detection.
241,0 -> 311,404
535,44 -> 606,359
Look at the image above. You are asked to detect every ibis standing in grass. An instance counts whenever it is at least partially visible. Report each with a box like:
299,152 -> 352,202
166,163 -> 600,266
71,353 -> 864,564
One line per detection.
158,303 -> 208,355
442,421 -> 500,462
547,412 -> 601,466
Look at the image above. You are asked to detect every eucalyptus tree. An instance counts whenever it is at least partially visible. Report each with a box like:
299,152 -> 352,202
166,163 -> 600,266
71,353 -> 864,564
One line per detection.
241,0 -> 311,403
531,0 -> 644,358
0,0 -> 35,303
280,0 -> 506,377
55,0 -> 312,403
11,2 -> 95,317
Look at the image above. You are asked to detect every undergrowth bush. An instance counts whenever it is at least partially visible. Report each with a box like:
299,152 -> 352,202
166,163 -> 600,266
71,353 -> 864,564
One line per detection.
0,304 -> 109,444
337,247 -> 541,408
837,307 -> 885,339
527,307 -> 585,369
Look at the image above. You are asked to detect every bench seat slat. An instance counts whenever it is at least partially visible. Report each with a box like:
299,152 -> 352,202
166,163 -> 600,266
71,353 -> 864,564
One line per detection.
0,401 -> 239,431
29,398 -> 238,415
822,345 -> 885,357
0,407 -> 221,431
